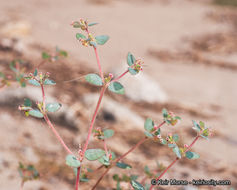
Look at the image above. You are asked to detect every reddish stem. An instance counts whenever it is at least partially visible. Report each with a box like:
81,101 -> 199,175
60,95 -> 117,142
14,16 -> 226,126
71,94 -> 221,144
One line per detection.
92,121 -> 166,189
44,114 -> 73,154
40,83 -> 73,155
149,136 -> 200,190
85,28 -> 104,83
93,47 -> 104,83
81,86 -> 107,157
112,70 -> 129,82
75,167 -> 80,190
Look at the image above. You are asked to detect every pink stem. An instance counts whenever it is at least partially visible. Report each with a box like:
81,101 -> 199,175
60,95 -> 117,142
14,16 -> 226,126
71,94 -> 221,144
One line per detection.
44,114 -> 73,155
149,136 -> 200,190
85,28 -> 104,83
40,83 -> 73,155
81,86 -> 107,157
112,70 -> 129,82
75,167 -> 80,190
93,47 -> 104,83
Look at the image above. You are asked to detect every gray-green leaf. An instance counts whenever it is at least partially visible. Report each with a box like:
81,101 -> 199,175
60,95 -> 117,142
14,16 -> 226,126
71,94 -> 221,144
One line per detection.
108,82 -> 125,94
185,151 -> 200,159
103,129 -> 114,139
44,79 -> 56,85
28,79 -> 40,86
29,109 -> 44,118
173,146 -> 181,159
127,52 -> 136,66
66,154 -> 80,168
85,149 -> 105,161
130,180 -> 145,190
95,35 -> 109,45
116,162 -> 132,169
85,74 -> 103,86
46,103 -> 62,113
76,33 -> 86,40
144,118 -> 154,132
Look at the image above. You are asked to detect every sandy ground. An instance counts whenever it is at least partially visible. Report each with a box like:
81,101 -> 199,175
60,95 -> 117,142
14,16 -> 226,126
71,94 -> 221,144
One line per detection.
0,0 -> 237,189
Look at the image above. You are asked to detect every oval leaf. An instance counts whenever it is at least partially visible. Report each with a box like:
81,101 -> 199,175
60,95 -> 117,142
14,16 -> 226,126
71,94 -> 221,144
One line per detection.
28,79 -> 40,86
44,79 -> 56,85
85,74 -> 103,86
108,82 -> 125,94
144,131 -> 153,138
76,33 -> 86,40
173,146 -> 181,159
98,155 -> 110,166
95,35 -> 109,45
185,151 -> 200,160
127,52 -> 136,66
29,109 -> 44,118
116,162 -> 132,169
130,180 -> 145,190
46,103 -> 62,113
128,67 -> 138,75
85,149 -> 105,161
66,154 -> 80,168
103,129 -> 114,139
144,118 -> 154,132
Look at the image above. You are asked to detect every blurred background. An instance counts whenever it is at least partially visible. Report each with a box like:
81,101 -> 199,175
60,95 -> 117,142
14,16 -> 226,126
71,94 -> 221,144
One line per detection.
0,0 -> 237,189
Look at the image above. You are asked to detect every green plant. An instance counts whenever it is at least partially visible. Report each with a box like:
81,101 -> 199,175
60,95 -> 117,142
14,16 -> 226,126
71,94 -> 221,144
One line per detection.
18,18 -> 213,190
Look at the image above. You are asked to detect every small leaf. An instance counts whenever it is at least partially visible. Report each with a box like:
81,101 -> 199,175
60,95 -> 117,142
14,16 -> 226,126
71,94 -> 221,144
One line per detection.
144,131 -> 153,138
85,74 -> 103,86
108,82 -> 125,94
162,108 -> 168,118
172,134 -> 179,142
33,69 -> 38,76
66,154 -> 80,168
130,180 -> 145,190
88,22 -> 98,27
103,129 -> 114,139
42,52 -> 50,59
192,120 -> 201,132
24,98 -> 32,107
116,162 -> 132,169
173,145 -> 181,159
72,21 -> 81,28
76,33 -> 86,40
128,67 -> 138,75
144,118 -> 154,132
85,149 -> 105,161
185,151 -> 200,160
98,155 -> 110,166
46,103 -> 62,113
95,35 -> 109,45
29,109 -> 44,118
127,52 -> 136,66
44,79 -> 56,85
28,79 -> 40,86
